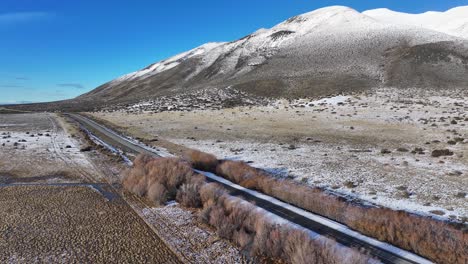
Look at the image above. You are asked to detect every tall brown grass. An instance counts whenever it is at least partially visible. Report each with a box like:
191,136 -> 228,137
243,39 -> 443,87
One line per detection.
123,155 -> 375,263
123,155 -> 195,205
199,183 -> 373,263
183,149 -> 218,171
199,153 -> 467,264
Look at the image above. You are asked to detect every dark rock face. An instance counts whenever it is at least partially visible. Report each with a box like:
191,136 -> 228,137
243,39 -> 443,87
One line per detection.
384,41 -> 468,89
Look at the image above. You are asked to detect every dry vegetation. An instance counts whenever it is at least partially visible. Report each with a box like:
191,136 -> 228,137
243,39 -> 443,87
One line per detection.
183,149 -> 219,171
123,154 -> 375,264
190,151 -> 468,264
199,183 -> 373,264
123,155 -> 203,205
90,89 -> 468,220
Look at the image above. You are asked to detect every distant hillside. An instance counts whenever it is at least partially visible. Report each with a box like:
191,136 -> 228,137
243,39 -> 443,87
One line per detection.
10,6 -> 468,111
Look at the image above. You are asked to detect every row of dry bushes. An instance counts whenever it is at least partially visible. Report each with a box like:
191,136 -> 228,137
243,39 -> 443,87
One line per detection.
123,154 -> 376,264
184,149 -> 468,264
199,183 -> 375,264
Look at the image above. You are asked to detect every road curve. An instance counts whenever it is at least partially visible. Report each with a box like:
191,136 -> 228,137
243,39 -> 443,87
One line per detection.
67,113 -> 432,264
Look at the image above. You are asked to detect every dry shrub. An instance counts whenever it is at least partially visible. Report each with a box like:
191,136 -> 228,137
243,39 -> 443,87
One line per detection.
284,230 -> 315,264
252,217 -> 286,258
123,155 -> 375,262
233,228 -> 254,252
209,205 -> 227,234
200,182 -> 225,204
187,173 -> 206,186
266,226 -> 287,258
346,207 -> 468,264
199,183 -> 225,223
123,154 -> 194,205
216,160 -> 267,190
199,185 -> 373,262
284,229 -> 371,264
133,153 -> 154,167
148,182 -> 167,205
223,198 -> 250,238
122,166 -> 147,196
176,183 -> 202,207
184,149 -> 219,171
212,159 -> 467,263
199,199 -> 215,223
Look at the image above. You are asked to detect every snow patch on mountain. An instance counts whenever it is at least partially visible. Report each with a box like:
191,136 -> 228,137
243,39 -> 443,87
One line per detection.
111,42 -> 225,83
87,5 -> 468,105
363,6 -> 468,39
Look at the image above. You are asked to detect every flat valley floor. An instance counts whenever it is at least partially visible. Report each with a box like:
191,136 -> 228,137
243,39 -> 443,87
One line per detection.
92,88 -> 468,221
0,113 -> 181,263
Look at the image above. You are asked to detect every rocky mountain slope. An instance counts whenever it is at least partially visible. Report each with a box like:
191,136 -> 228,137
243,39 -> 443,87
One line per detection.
11,6 -> 468,111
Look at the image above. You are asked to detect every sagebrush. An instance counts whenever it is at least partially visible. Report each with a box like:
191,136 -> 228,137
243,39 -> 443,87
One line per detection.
123,154 -> 375,263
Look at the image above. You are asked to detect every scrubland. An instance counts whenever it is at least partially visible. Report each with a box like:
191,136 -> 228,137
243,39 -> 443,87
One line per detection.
123,155 -> 377,263
90,88 -> 468,263
91,88 -> 468,220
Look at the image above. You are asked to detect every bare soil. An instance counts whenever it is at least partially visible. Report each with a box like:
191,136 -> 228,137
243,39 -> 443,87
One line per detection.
0,186 -> 181,264
0,113 -> 183,263
0,113 -> 101,182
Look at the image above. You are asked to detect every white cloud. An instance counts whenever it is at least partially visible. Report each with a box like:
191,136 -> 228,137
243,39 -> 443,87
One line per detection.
0,12 -> 51,26
57,83 -> 85,89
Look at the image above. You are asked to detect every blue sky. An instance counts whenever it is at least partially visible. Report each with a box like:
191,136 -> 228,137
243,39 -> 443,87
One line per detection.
0,0 -> 467,103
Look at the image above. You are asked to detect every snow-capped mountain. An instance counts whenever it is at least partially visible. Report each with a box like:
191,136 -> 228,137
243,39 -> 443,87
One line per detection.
363,6 -> 468,39
111,42 -> 225,84
79,6 -> 468,106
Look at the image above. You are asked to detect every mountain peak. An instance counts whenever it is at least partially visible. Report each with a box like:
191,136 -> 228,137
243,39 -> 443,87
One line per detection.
285,5 -> 362,22
272,5 -> 373,34
363,6 -> 468,39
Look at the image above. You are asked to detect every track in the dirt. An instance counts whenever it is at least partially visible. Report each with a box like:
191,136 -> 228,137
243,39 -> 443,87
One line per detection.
47,114 -> 96,182
67,113 -> 432,264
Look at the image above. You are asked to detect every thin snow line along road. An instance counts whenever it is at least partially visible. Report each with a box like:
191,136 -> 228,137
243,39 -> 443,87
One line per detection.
67,113 -> 433,264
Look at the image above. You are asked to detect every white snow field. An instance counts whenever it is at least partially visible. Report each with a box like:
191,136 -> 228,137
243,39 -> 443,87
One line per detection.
363,6 -> 468,39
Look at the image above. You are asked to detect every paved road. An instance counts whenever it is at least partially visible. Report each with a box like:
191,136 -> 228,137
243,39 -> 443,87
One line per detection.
67,113 -> 432,264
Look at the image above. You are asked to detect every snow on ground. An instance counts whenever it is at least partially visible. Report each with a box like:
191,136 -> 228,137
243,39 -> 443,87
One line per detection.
168,90 -> 467,221
91,88 -> 468,222
176,137 -> 467,220
0,113 -> 100,181
141,203 -> 244,264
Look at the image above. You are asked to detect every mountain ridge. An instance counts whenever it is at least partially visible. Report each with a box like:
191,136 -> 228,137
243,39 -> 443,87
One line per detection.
363,6 -> 468,39
13,5 -> 468,111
